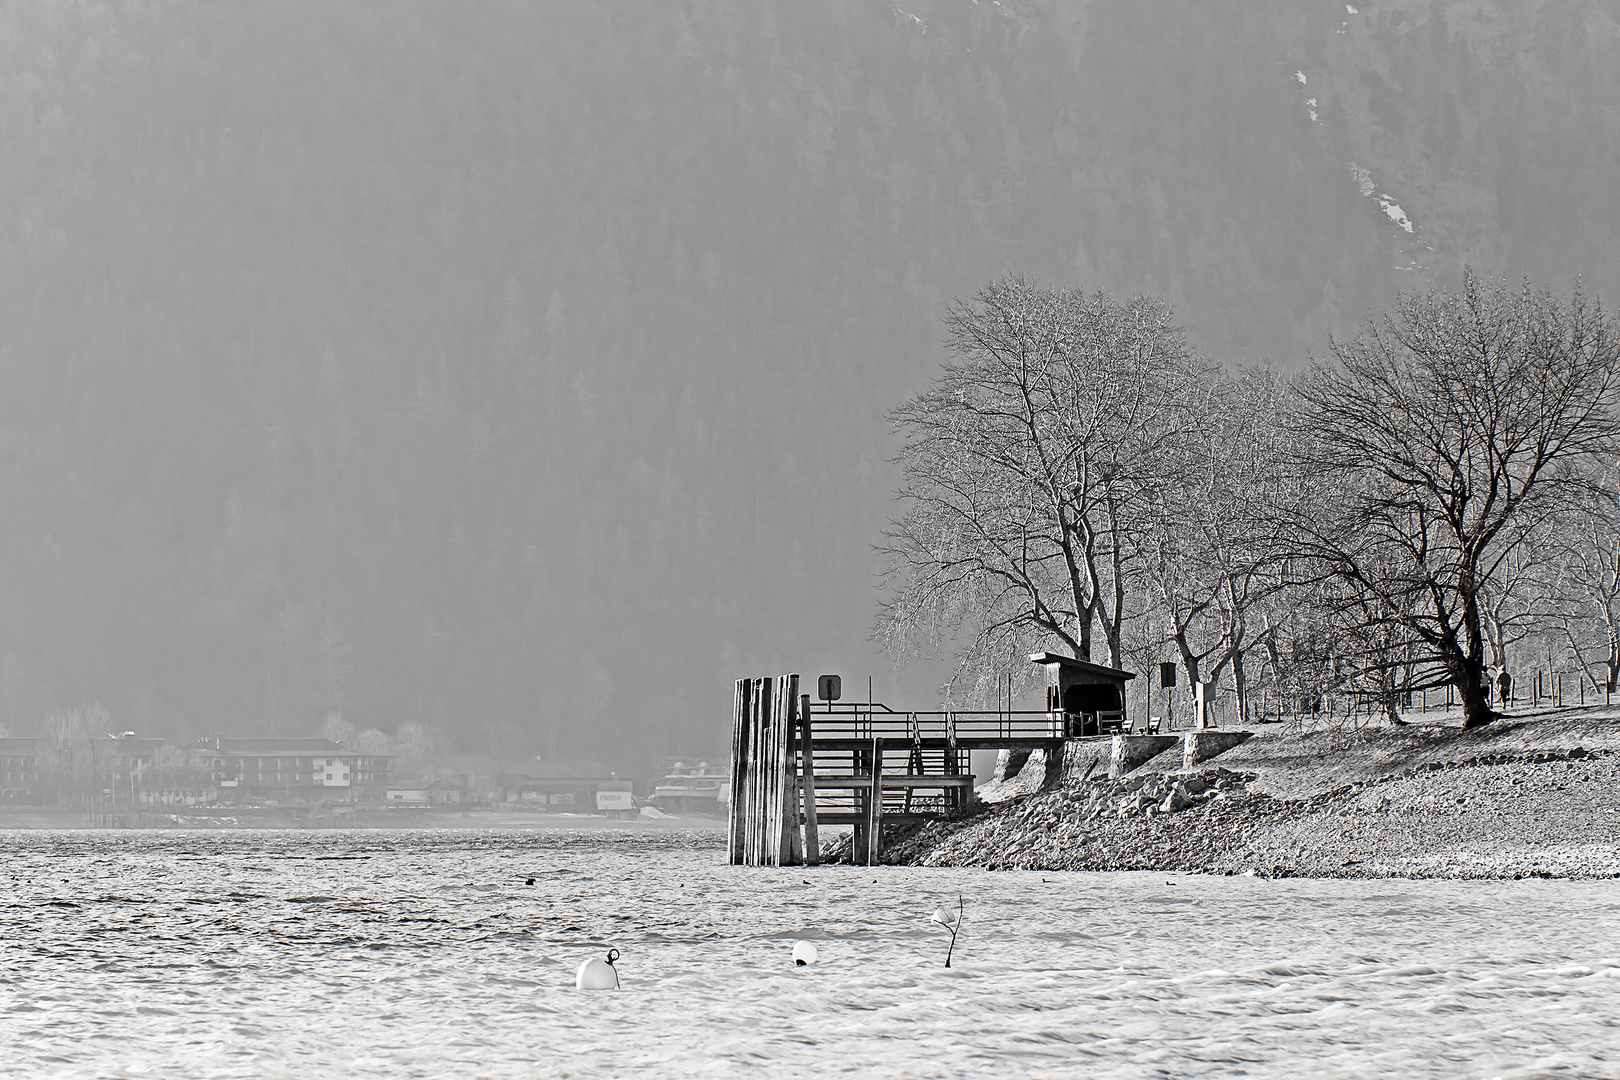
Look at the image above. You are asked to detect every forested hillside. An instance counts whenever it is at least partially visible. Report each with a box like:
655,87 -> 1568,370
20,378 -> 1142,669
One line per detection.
1,0 -> 1616,772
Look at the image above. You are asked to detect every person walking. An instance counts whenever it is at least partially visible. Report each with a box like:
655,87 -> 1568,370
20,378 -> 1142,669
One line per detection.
1497,668 -> 1513,708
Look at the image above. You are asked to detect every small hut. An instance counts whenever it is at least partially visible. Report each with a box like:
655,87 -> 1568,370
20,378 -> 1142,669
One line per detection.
1029,652 -> 1136,737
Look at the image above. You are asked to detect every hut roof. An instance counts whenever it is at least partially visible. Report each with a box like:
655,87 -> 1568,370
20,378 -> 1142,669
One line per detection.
1027,652 -> 1136,681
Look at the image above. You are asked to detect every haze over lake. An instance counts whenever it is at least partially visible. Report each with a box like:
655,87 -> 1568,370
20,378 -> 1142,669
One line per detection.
5,1 -> 1620,771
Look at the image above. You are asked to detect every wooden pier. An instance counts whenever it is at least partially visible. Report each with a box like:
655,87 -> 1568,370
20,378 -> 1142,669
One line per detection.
727,657 -> 1136,866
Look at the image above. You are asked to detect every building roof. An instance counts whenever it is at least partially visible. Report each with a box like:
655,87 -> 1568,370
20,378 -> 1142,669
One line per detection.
0,737 -> 42,752
213,738 -> 358,755
106,737 -> 172,755
513,759 -> 619,781
1027,652 -> 1137,681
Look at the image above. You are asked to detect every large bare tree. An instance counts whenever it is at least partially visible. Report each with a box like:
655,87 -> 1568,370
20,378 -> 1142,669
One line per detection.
1294,272 -> 1620,728
877,278 -> 1201,699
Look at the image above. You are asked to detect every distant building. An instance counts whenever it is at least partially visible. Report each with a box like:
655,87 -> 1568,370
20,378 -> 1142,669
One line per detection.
105,734 -> 205,806
507,759 -> 623,809
197,737 -> 393,805
0,737 -> 43,803
0,734 -> 395,808
384,781 -> 461,806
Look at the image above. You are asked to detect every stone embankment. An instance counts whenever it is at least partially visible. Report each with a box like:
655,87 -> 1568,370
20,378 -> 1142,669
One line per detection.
845,714 -> 1620,879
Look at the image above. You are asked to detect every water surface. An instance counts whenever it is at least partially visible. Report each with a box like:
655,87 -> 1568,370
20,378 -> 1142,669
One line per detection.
3,829 -> 1616,1078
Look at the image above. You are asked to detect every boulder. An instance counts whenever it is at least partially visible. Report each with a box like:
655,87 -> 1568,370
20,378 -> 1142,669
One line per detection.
1160,783 -> 1194,813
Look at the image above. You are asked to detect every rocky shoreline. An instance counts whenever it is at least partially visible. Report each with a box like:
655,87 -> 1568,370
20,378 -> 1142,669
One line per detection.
832,720 -> 1620,879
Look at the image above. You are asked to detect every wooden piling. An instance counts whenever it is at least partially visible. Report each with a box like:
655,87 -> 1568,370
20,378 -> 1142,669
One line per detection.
728,672 -> 807,866
776,674 -> 801,866
865,736 -> 884,865
747,676 -> 766,864
799,692 -> 820,866
727,678 -> 749,865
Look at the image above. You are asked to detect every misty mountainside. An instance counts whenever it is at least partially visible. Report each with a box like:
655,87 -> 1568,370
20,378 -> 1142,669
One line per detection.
1,0 -> 1617,771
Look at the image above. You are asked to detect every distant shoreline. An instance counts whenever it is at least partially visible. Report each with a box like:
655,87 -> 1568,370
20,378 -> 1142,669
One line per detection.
0,807 -> 728,833
861,709 -> 1620,879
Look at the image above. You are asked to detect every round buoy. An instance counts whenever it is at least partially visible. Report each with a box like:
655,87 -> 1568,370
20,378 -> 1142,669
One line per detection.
576,948 -> 621,989
792,940 -> 818,967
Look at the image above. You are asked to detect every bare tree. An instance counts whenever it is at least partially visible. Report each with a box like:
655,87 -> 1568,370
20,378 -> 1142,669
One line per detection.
322,710 -> 358,747
39,703 -> 116,803
1139,367 -> 1297,718
877,278 -> 1201,699
1542,478 -> 1620,693
1293,272 -> 1620,728
394,722 -> 445,779
1478,528 -> 1552,676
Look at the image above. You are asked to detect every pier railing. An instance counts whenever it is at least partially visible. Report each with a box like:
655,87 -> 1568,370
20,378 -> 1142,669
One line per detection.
800,704 -> 1065,744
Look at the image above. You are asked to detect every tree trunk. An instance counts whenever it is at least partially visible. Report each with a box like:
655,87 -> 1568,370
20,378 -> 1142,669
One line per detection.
1459,586 -> 1497,729
1174,633 -> 1200,697
1231,650 -> 1247,722
1607,623 -> 1619,693
1459,671 -> 1493,727
1382,665 -> 1404,726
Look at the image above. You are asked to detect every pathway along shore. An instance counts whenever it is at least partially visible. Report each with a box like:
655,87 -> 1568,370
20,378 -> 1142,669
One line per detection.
836,709 -> 1620,879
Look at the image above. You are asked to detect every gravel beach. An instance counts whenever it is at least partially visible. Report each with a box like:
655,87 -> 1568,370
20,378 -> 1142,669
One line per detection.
848,710 -> 1620,879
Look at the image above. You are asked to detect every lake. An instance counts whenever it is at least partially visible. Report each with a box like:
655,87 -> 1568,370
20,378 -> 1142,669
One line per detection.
3,829 -> 1616,1078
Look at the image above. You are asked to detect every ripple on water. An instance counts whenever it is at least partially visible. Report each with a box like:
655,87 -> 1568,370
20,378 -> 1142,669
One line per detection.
1,829 -> 1618,1079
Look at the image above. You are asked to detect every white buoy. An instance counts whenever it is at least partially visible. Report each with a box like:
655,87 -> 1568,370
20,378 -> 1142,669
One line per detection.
576,948 -> 620,989
792,940 -> 818,967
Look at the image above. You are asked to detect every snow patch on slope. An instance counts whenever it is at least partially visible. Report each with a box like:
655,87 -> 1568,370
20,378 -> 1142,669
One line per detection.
1349,163 -> 1416,233
1379,198 -> 1414,233
894,6 -> 927,33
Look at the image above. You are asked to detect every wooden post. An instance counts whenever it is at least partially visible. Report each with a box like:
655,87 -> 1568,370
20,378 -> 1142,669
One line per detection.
765,675 -> 780,864
759,675 -> 776,865
799,692 -> 820,866
865,736 -> 884,866
777,674 -> 801,866
748,677 -> 767,864
727,679 -> 749,865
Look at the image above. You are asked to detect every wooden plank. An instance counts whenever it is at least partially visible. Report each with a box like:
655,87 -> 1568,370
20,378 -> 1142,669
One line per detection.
766,673 -> 784,866
806,737 -> 1068,752
759,674 -> 773,864
727,678 -> 748,865
798,693 -> 820,867
744,677 -> 761,864
757,675 -> 772,865
781,674 -> 802,866
751,676 -> 768,864
793,774 -> 977,787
